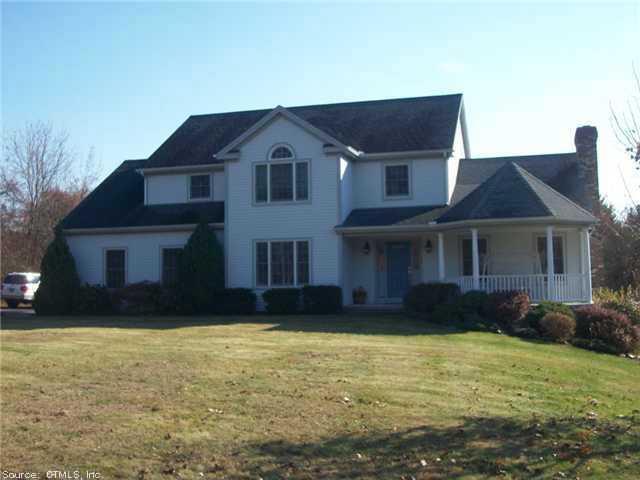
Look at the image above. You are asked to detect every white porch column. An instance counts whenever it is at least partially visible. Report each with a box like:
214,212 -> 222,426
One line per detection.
546,226 -> 555,300
471,228 -> 480,290
437,233 -> 445,281
581,228 -> 593,303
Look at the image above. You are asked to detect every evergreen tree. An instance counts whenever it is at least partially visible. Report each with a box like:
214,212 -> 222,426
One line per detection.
33,228 -> 80,315
178,218 -> 225,312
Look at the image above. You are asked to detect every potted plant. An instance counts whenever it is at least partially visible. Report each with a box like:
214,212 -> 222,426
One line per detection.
352,286 -> 367,305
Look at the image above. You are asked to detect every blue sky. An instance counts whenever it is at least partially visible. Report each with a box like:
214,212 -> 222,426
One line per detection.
2,2 -> 639,210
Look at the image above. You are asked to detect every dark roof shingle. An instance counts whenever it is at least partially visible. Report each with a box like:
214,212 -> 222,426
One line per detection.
438,162 -> 595,224
339,205 -> 446,228
145,94 -> 463,168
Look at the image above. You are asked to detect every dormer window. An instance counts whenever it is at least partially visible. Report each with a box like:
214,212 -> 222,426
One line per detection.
255,144 -> 309,204
270,145 -> 294,160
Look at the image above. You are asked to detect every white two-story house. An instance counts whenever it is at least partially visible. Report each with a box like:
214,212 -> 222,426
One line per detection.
62,94 -> 598,305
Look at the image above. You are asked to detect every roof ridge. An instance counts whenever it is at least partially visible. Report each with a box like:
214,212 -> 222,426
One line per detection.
187,93 -> 463,119
464,152 -> 576,162
506,162 -> 553,216
512,163 -> 596,219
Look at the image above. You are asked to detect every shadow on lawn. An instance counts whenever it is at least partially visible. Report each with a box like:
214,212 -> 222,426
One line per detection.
232,415 -> 640,479
0,312 -> 458,336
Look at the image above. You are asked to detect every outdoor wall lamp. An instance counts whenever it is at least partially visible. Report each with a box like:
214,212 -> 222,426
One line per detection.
424,239 -> 433,254
363,241 -> 371,255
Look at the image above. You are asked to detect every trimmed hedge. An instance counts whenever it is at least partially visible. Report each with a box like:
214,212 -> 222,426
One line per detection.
485,290 -> 531,331
601,299 -> 640,326
302,285 -> 343,314
110,282 -> 178,315
458,290 -> 489,316
525,301 -> 575,332
213,288 -> 257,315
403,282 -> 461,315
575,305 -> 639,354
74,284 -> 113,315
262,288 -> 301,315
539,312 -> 576,343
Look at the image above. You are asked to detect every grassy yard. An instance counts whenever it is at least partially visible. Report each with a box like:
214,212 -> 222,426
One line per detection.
1,314 -> 639,479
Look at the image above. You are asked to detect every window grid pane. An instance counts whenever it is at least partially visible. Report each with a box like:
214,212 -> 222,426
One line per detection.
295,162 -> 309,201
270,241 -> 294,286
270,164 -> 293,201
271,146 -> 293,159
106,250 -> 125,288
162,248 -> 182,285
296,241 -> 309,285
190,175 -> 210,199
385,165 -> 409,196
256,242 -> 268,286
255,165 -> 268,203
462,239 -> 488,276
537,236 -> 564,274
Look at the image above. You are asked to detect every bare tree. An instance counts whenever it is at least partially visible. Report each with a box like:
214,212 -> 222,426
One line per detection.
1,122 -> 99,273
611,66 -> 640,170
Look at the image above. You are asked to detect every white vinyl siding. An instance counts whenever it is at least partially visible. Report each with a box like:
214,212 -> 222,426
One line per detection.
146,171 -> 224,205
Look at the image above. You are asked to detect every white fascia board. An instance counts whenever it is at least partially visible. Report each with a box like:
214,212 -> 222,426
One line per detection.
64,223 -> 225,236
139,164 -> 224,175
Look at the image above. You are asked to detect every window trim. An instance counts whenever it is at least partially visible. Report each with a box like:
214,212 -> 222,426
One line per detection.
253,238 -> 312,288
252,159 -> 311,205
382,161 -> 412,200
159,245 -> 183,286
534,233 -> 567,275
103,247 -> 127,288
268,143 -> 295,161
458,235 -> 491,276
187,173 -> 212,202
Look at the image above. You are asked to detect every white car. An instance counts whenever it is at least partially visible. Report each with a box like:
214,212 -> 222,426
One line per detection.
1,272 -> 40,308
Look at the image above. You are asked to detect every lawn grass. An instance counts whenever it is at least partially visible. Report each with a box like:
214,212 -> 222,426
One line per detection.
1,314 -> 639,479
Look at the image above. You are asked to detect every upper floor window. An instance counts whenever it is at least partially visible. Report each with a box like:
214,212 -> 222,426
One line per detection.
270,145 -> 294,160
189,174 -> 211,200
384,164 -> 410,198
255,144 -> 309,204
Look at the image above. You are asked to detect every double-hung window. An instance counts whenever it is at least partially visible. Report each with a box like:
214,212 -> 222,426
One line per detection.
255,240 -> 310,287
105,249 -> 126,288
254,144 -> 309,203
384,164 -> 410,198
189,174 -> 211,200
161,248 -> 182,286
461,238 -> 489,276
536,236 -> 565,274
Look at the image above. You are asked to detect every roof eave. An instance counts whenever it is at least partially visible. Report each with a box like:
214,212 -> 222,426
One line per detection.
64,222 -> 225,236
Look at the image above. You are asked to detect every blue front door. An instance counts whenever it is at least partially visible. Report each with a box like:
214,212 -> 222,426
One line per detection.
386,242 -> 411,299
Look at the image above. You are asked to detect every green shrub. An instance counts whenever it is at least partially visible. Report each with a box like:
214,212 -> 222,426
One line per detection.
458,290 -> 489,316
73,284 -> 113,315
262,288 -> 301,314
111,282 -> 177,315
485,290 -> 531,331
600,300 -> 640,326
302,285 -> 343,314
403,282 -> 460,315
213,289 -> 257,315
178,219 -> 224,313
575,305 -> 640,354
431,304 -> 464,325
539,312 -> 576,343
33,229 -> 81,315
525,301 -> 575,332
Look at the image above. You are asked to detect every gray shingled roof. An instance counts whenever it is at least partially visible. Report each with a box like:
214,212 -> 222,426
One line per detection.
62,160 -> 224,230
438,162 -> 595,224
340,205 -> 447,228
145,94 -> 463,168
451,153 -> 580,205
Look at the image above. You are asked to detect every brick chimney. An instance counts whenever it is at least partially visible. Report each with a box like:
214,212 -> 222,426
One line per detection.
574,126 -> 599,215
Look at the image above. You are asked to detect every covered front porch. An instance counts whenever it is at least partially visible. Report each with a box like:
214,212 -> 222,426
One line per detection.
340,223 -> 593,305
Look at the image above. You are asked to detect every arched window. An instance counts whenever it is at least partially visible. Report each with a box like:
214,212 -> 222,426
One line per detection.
269,144 -> 294,160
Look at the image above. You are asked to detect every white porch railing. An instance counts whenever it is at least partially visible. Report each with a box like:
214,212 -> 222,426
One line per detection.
447,274 -> 590,303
